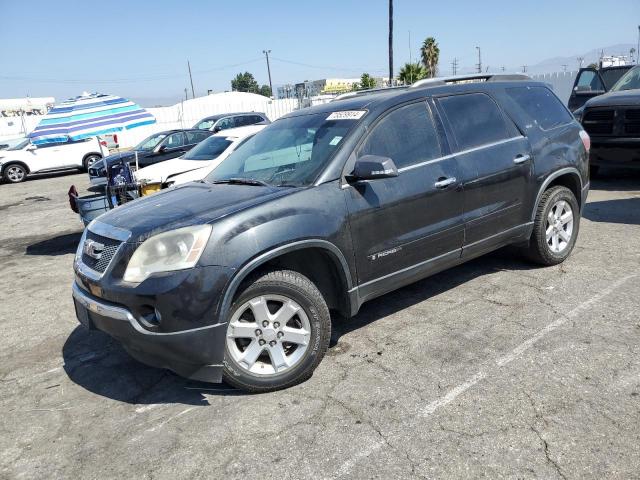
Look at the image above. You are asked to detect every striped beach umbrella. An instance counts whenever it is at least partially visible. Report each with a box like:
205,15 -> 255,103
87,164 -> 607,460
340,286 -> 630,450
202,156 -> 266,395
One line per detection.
28,92 -> 156,145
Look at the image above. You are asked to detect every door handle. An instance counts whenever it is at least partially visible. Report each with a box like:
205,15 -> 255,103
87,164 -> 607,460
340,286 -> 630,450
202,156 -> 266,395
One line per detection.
513,154 -> 530,164
434,177 -> 456,189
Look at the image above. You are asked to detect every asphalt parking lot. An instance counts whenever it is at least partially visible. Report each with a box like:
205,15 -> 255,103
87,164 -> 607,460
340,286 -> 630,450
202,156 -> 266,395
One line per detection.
1,170 -> 639,479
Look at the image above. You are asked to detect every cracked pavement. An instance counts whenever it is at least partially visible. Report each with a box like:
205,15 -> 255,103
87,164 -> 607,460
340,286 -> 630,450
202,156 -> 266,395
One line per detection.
1,170 -> 639,479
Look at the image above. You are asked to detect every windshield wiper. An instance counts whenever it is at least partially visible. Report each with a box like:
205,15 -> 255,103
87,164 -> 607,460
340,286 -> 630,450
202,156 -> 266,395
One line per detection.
212,177 -> 270,187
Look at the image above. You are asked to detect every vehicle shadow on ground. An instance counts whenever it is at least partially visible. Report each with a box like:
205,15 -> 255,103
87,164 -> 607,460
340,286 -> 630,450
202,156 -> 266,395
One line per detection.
583,197 -> 640,225
62,327 -> 242,406
62,248 -> 537,406
330,247 -> 537,348
591,168 -> 640,192
26,231 -> 82,256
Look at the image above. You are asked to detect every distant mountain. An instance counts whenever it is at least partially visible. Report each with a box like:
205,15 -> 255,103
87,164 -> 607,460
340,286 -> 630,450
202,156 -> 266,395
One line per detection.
526,44 -> 637,74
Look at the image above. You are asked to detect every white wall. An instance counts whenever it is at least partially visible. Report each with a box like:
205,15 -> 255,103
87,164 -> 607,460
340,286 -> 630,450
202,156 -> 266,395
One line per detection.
0,91 -> 300,147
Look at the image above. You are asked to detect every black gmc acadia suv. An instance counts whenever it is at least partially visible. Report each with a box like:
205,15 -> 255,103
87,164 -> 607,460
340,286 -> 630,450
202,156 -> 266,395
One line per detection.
72,75 -> 591,392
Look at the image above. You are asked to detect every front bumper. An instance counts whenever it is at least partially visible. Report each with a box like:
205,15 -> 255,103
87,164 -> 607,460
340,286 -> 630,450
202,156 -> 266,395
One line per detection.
72,281 -> 227,383
590,137 -> 640,168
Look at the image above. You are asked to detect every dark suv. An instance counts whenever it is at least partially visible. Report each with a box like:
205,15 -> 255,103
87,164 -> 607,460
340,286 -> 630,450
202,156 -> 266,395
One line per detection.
72,75 -> 590,392
578,65 -> 640,174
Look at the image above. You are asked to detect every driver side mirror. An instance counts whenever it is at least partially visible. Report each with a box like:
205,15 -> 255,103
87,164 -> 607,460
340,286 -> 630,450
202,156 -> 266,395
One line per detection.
348,155 -> 399,181
26,144 -> 37,151
212,125 -> 222,133
156,144 -> 168,153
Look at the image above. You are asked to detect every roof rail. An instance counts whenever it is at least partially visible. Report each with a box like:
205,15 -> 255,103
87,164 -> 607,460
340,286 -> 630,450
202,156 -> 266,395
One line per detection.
410,73 -> 530,89
331,85 -> 409,102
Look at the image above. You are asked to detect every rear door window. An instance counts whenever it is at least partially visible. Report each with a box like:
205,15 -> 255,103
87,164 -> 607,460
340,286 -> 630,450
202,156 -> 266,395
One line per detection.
186,131 -> 211,144
358,102 -> 442,169
438,93 -> 516,151
506,86 -> 573,130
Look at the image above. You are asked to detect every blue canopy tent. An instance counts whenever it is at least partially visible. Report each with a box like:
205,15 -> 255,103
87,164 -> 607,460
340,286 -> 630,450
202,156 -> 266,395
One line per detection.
28,92 -> 156,145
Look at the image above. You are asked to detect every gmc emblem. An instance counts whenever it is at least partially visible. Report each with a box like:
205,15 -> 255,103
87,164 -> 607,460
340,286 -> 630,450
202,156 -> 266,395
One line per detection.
83,239 -> 104,260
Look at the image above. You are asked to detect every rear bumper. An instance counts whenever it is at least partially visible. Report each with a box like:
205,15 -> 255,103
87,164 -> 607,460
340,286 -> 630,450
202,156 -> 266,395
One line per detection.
72,281 -> 226,382
590,137 -> 640,168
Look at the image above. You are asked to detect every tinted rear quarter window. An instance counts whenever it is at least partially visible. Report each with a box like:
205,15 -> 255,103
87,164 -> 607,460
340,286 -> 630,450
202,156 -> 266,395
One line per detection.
506,86 -> 573,130
359,102 -> 442,169
438,93 -> 515,150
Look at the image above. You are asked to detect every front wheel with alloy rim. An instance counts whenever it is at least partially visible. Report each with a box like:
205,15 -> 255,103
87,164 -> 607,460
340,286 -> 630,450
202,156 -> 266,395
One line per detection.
222,270 -> 331,392
83,155 -> 101,171
3,164 -> 27,183
527,185 -> 580,265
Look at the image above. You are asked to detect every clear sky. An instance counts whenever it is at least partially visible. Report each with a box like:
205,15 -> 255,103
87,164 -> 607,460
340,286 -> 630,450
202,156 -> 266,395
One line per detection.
1,0 -> 638,105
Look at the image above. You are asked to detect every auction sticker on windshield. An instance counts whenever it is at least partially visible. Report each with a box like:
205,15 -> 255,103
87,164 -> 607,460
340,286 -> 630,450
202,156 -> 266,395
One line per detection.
326,110 -> 366,120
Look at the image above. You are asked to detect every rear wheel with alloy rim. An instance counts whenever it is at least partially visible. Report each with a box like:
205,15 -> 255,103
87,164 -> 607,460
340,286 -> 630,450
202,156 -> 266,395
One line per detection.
222,270 -> 331,392
3,164 -> 27,183
527,186 -> 580,265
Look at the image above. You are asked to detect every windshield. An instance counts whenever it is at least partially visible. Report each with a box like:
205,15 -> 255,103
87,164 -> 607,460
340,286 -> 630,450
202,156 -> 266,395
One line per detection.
7,139 -> 30,150
205,112 -> 362,187
194,118 -> 216,130
183,136 -> 232,160
135,133 -> 167,151
610,66 -> 640,92
600,68 -> 631,90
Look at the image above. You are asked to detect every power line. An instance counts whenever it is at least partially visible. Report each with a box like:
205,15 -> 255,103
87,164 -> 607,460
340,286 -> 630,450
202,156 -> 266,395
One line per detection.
451,57 -> 458,75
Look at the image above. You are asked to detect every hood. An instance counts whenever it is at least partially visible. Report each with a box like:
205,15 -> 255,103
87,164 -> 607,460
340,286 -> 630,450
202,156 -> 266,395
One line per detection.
93,151 -> 136,171
135,158 -> 207,184
95,182 -> 298,240
585,89 -> 640,108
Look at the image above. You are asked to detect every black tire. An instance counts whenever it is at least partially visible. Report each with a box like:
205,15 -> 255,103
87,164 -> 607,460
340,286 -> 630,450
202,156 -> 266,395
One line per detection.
83,154 -> 101,172
2,163 -> 27,183
527,186 -> 580,266
222,270 -> 331,393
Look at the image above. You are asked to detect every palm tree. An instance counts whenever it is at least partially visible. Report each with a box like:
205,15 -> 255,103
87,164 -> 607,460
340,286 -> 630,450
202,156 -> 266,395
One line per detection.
398,63 -> 427,85
388,0 -> 393,85
420,37 -> 440,78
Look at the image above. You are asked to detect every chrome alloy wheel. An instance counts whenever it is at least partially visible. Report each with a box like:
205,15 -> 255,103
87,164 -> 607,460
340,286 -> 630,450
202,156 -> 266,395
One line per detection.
545,200 -> 574,253
226,295 -> 311,375
6,165 -> 25,182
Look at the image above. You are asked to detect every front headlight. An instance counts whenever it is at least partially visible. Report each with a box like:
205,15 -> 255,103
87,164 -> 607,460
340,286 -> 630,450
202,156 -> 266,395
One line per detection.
123,225 -> 212,283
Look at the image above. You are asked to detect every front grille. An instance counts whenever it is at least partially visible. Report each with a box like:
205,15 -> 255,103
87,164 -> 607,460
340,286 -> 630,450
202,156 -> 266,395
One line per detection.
624,109 -> 640,135
583,109 -> 614,135
81,230 -> 122,273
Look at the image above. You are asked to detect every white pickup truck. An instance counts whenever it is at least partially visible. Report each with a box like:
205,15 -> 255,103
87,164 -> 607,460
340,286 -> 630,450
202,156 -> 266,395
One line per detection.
0,137 -> 109,183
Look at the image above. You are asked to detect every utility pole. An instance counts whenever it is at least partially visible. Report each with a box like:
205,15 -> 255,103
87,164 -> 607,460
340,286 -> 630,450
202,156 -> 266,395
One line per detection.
637,25 -> 639,65
184,88 -> 188,101
561,64 -> 567,72
262,50 -> 273,97
451,57 -> 458,75
577,57 -> 584,69
500,66 -> 506,72
475,46 -> 482,73
388,0 -> 394,86
187,60 -> 195,99
408,30 -> 413,84
521,65 -> 528,73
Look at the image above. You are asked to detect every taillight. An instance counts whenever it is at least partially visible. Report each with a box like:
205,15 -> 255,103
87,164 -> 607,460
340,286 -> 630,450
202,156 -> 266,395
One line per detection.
579,130 -> 590,153
100,140 -> 107,147
113,134 -> 118,144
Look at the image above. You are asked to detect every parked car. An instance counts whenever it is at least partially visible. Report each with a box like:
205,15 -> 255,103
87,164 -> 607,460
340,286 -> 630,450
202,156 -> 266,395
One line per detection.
0,136 -> 109,183
577,65 -> 640,175
72,74 -> 590,392
192,112 -> 270,133
568,65 -> 632,112
88,129 -> 212,186
136,125 -> 265,190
